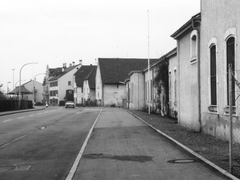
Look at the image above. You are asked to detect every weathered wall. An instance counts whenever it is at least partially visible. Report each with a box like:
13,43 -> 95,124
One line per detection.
103,84 -> 126,107
178,31 -> 200,131
200,0 -> 240,142
129,72 -> 145,110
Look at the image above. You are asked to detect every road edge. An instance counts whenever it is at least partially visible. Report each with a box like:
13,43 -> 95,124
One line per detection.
126,110 -> 239,180
65,108 -> 102,180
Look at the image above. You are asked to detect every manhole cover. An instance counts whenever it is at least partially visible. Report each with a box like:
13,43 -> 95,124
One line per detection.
168,159 -> 197,163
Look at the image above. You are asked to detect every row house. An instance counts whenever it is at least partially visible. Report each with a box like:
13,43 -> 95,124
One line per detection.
170,0 -> 240,143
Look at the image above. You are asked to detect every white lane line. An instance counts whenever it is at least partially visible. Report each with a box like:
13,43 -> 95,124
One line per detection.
3,119 -> 12,123
18,117 -> 24,119
37,113 -> 42,115
76,112 -> 84,114
29,114 -> 34,117
65,109 -> 102,180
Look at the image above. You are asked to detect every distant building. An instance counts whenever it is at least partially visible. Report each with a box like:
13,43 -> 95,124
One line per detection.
44,61 -> 81,106
22,79 -> 43,103
74,65 -> 97,106
95,58 -> 159,107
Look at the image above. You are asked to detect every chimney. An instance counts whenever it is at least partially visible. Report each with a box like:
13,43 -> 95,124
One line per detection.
63,63 -> 66,68
73,61 -> 75,66
79,59 -> 82,65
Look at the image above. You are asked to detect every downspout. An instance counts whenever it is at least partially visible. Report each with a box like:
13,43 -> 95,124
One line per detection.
192,17 -> 202,132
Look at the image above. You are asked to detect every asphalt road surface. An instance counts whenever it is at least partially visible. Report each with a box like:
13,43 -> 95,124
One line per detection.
0,107 -> 100,180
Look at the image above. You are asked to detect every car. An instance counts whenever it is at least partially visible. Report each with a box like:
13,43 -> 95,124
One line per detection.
65,101 -> 75,108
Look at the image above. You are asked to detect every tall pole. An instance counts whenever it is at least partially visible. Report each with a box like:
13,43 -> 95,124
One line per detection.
229,64 -> 233,174
148,10 -> 150,114
12,69 -> 15,90
19,62 -> 38,109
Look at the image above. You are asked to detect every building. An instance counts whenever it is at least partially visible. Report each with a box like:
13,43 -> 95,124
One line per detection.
95,58 -> 158,107
22,79 -> 43,103
171,13 -> 201,131
200,0 -> 240,142
45,61 -> 81,106
74,65 -> 97,106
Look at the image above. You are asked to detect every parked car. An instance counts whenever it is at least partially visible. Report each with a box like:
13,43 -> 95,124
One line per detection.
65,101 -> 75,108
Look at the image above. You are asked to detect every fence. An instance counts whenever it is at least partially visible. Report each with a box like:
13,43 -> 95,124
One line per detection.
0,99 -> 33,112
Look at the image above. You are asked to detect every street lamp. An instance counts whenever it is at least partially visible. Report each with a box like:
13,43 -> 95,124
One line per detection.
19,62 -> 38,108
32,73 -> 45,105
12,69 -> 15,90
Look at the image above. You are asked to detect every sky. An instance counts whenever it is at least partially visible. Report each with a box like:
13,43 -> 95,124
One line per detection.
0,0 -> 200,93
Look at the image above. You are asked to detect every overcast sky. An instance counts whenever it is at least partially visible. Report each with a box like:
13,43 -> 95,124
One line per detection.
0,0 -> 200,93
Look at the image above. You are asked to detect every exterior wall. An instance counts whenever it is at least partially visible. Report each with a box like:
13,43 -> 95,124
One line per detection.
129,72 -> 145,110
58,65 -> 81,103
201,0 -> 240,142
177,31 -> 200,131
23,80 -> 43,103
103,84 -> 126,107
75,87 -> 83,105
144,68 -> 154,110
168,55 -> 178,118
95,63 -> 103,105
83,80 -> 96,102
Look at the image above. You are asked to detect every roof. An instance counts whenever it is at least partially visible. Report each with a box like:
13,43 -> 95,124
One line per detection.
98,58 -> 159,84
75,65 -> 97,88
8,86 -> 32,95
171,13 -> 201,40
48,65 -> 79,82
142,47 -> 177,72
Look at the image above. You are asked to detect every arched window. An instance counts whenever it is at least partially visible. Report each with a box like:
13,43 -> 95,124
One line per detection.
190,30 -> 198,63
210,45 -> 217,105
226,37 -> 235,106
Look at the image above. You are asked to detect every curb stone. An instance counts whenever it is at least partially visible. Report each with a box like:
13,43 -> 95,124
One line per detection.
126,110 -> 239,180
0,107 -> 46,116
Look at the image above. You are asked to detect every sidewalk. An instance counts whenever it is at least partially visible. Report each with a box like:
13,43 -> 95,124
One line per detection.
72,108 -> 233,180
0,106 -> 46,116
127,109 -> 240,179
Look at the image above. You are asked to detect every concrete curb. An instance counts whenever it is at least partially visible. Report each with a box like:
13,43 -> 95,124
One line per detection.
126,110 -> 239,180
0,107 -> 46,116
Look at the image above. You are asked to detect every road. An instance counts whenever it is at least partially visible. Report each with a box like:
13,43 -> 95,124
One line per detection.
0,107 -> 100,180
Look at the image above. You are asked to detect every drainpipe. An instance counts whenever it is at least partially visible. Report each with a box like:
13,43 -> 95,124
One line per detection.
192,17 -> 202,132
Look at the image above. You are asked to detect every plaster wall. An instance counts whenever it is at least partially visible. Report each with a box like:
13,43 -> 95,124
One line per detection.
103,84 -> 126,107
168,54 -> 178,118
178,32 -> 200,130
200,0 -> 240,141
129,72 -> 145,110
95,64 -> 103,105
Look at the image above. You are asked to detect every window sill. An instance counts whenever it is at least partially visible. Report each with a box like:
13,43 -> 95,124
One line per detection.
208,105 -> 218,113
224,106 -> 236,116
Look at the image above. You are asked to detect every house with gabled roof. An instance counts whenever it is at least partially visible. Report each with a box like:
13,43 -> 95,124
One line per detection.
44,61 -> 81,106
22,79 -> 43,104
96,58 -> 159,107
74,64 -> 97,106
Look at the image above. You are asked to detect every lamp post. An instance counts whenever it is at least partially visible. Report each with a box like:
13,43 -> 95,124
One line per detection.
15,80 -> 26,88
32,73 -> 45,105
19,62 -> 38,109
12,69 -> 15,90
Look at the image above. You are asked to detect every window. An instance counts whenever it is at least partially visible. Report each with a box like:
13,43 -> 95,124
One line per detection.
68,81 -> 71,86
226,37 -> 235,106
190,30 -> 198,63
50,90 -> 58,97
50,81 -> 58,87
210,45 -> 217,105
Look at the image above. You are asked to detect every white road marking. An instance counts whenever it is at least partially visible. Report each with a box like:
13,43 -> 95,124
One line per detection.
76,112 -> 84,114
29,115 -> 34,117
37,113 -> 42,115
18,117 -> 24,119
3,119 -> 12,123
